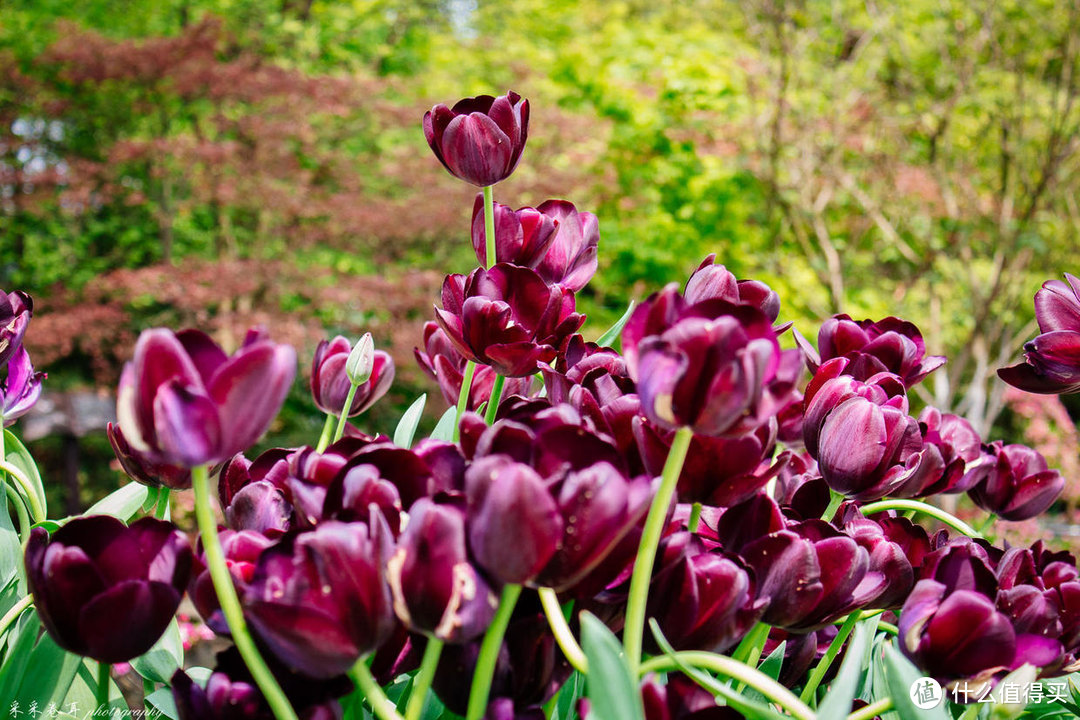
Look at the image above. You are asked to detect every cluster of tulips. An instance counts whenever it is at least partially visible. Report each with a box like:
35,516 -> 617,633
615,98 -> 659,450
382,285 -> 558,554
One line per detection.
4,90 -> 1080,720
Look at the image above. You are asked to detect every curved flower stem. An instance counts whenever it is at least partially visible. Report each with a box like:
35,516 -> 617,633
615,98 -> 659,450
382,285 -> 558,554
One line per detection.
847,697 -> 892,720
687,502 -> 702,533
333,385 -> 360,444
859,498 -> 981,538
404,637 -> 444,720
467,582 -> 523,720
639,651 -> 815,720
800,610 -> 861,704
153,488 -> 170,520
0,594 -> 32,639
315,413 -> 336,453
192,464 -> 298,720
538,587 -> 588,674
453,361 -> 478,443
97,661 -> 110,709
484,374 -> 506,425
349,658 -> 406,720
483,185 -> 497,268
624,425 -> 694,674
878,620 -> 898,636
0,460 -> 44,523
5,484 -> 29,543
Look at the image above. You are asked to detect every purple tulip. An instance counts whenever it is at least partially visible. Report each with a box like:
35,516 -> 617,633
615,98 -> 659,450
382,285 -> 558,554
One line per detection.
435,264 -> 585,378
966,442 -> 1064,521
25,515 -> 192,663
533,200 -> 600,292
107,422 -> 191,489
243,516 -> 396,677
423,91 -> 529,187
641,672 -> 739,720
470,195 -> 558,270
386,498 -> 498,643
415,321 -> 532,411
191,529 -> 276,634
0,289 -> 32,369
917,407 -> 983,495
684,254 -> 781,325
796,314 -> 945,387
999,273 -> 1080,394
310,335 -> 394,417
1,344 -> 44,425
116,327 -> 296,468
840,504 -> 934,608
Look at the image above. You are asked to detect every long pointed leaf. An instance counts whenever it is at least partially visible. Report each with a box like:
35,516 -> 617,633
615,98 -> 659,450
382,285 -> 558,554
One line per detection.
581,612 -> 644,720
394,394 -> 427,449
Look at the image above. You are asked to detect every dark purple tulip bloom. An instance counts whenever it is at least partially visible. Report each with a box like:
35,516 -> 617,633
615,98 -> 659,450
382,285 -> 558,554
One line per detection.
471,195 -> 558,270
243,516 -> 396,678
310,335 -> 394,417
917,407 -> 983,495
533,200 -> 600,292
999,273 -> 1080,394
622,283 -> 796,437
386,498 -> 497,643
918,539 -> 999,597
1,345 -> 44,425
642,673 -> 738,720
25,515 -> 192,663
415,321 -> 532,411
423,91 -> 529,187
0,289 -> 32,369
172,670 -> 263,720
966,442 -> 1064,521
684,254 -> 781,325
840,504 -> 934,608
770,452 -> 831,520
116,327 -> 296,468
796,314 -> 946,387
435,264 -> 585,377
107,422 -> 192,489
191,529 -> 276,634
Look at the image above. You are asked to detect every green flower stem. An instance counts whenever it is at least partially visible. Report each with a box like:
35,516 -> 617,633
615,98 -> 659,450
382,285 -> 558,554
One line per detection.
484,374 -> 506,425
153,488 -> 170,520
878,620 -> 898,636
315,413 -> 336,453
5,483 -> 29,543
333,385 -> 360,444
800,610 -> 861,704
538,587 -> 588,674
624,425 -> 694,673
823,490 -> 845,520
97,661 -> 110,709
453,361 -> 478,443
467,582 -> 523,720
859,498 -> 981,538
483,185 -> 497,269
192,464 -> 298,720
0,460 -> 44,523
847,697 -> 893,720
0,594 -> 33,639
639,651 -> 815,720
404,637 -> 444,720
349,658 -> 405,720
687,502 -> 702,533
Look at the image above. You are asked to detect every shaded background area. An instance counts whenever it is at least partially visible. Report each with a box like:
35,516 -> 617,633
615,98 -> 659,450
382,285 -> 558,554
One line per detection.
1,0 -> 1079,540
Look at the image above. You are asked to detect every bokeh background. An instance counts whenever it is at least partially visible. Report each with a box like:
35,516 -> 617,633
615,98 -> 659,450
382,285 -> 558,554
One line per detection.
2,0 -> 1079,542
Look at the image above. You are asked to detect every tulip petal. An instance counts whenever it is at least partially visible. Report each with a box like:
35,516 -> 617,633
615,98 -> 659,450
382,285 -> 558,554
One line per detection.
80,579 -> 181,663
210,342 -> 297,457
154,380 -> 223,467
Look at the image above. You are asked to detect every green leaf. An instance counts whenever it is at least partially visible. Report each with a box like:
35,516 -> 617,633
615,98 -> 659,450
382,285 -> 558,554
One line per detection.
595,300 -> 636,349
61,658 -> 125,715
4,430 -> 46,518
882,642 -> 950,720
146,688 -> 180,719
817,620 -> 873,718
758,640 -> 786,682
580,611 -> 644,720
30,519 -> 61,533
85,481 -> 149,521
429,406 -> 457,442
0,608 -> 38,698
394,394 -> 427,450
141,485 -> 162,513
557,671 -> 585,720
0,482 -> 22,587
988,664 -> 1035,719
130,617 -> 183,683
15,630 -> 83,707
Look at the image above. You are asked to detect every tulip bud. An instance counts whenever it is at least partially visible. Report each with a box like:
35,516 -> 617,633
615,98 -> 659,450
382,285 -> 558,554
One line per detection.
423,91 -> 529,187
346,333 -> 375,386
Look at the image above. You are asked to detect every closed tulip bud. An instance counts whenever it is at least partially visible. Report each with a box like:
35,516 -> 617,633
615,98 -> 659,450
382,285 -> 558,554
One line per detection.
346,332 -> 375,385
966,442 -> 1064,521
1,344 -> 44,425
0,289 -> 32,369
25,516 -> 193,663
311,335 -> 394,417
116,327 -> 296,468
423,91 -> 529,187
999,273 -> 1080,394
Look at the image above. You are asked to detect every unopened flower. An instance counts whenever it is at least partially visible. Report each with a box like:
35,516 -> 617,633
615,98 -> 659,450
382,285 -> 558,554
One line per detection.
311,335 -> 393,417
423,91 -> 529,187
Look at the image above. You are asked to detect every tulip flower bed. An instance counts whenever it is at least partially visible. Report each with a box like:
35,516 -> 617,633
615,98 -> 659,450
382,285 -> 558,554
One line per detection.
3,90 -> 1080,720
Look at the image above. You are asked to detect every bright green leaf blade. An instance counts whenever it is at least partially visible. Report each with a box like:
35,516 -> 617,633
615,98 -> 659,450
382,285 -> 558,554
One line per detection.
0,609 -> 39,699
741,640 -> 786,707
16,631 -> 83,707
882,642 -> 950,720
130,617 -> 183,683
394,394 -> 427,449
85,481 -> 149,521
146,688 -> 180,719
429,406 -> 457,442
581,611 -> 644,720
0,483 -> 22,588
595,301 -> 636,349
4,430 -> 46,518
817,620 -> 873,717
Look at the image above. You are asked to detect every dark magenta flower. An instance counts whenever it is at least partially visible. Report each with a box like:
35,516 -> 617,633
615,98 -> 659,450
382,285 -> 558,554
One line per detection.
415,321 -> 532,411
386,498 -> 497,643
423,91 -> 529,187
642,672 -> 739,720
471,195 -> 558,270
999,273 -> 1080,394
243,516 -> 396,678
533,200 -> 600,292
966,442 -> 1064,521
0,289 -> 32,369
839,504 -> 934,608
917,407 -> 983,495
190,529 -> 276,634
1,345 -> 44,425
310,335 -> 394,417
435,264 -> 585,377
796,314 -> 945,387
684,254 -> 781,325
107,422 -> 191,489
25,515 -> 192,663
116,327 -> 296,468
